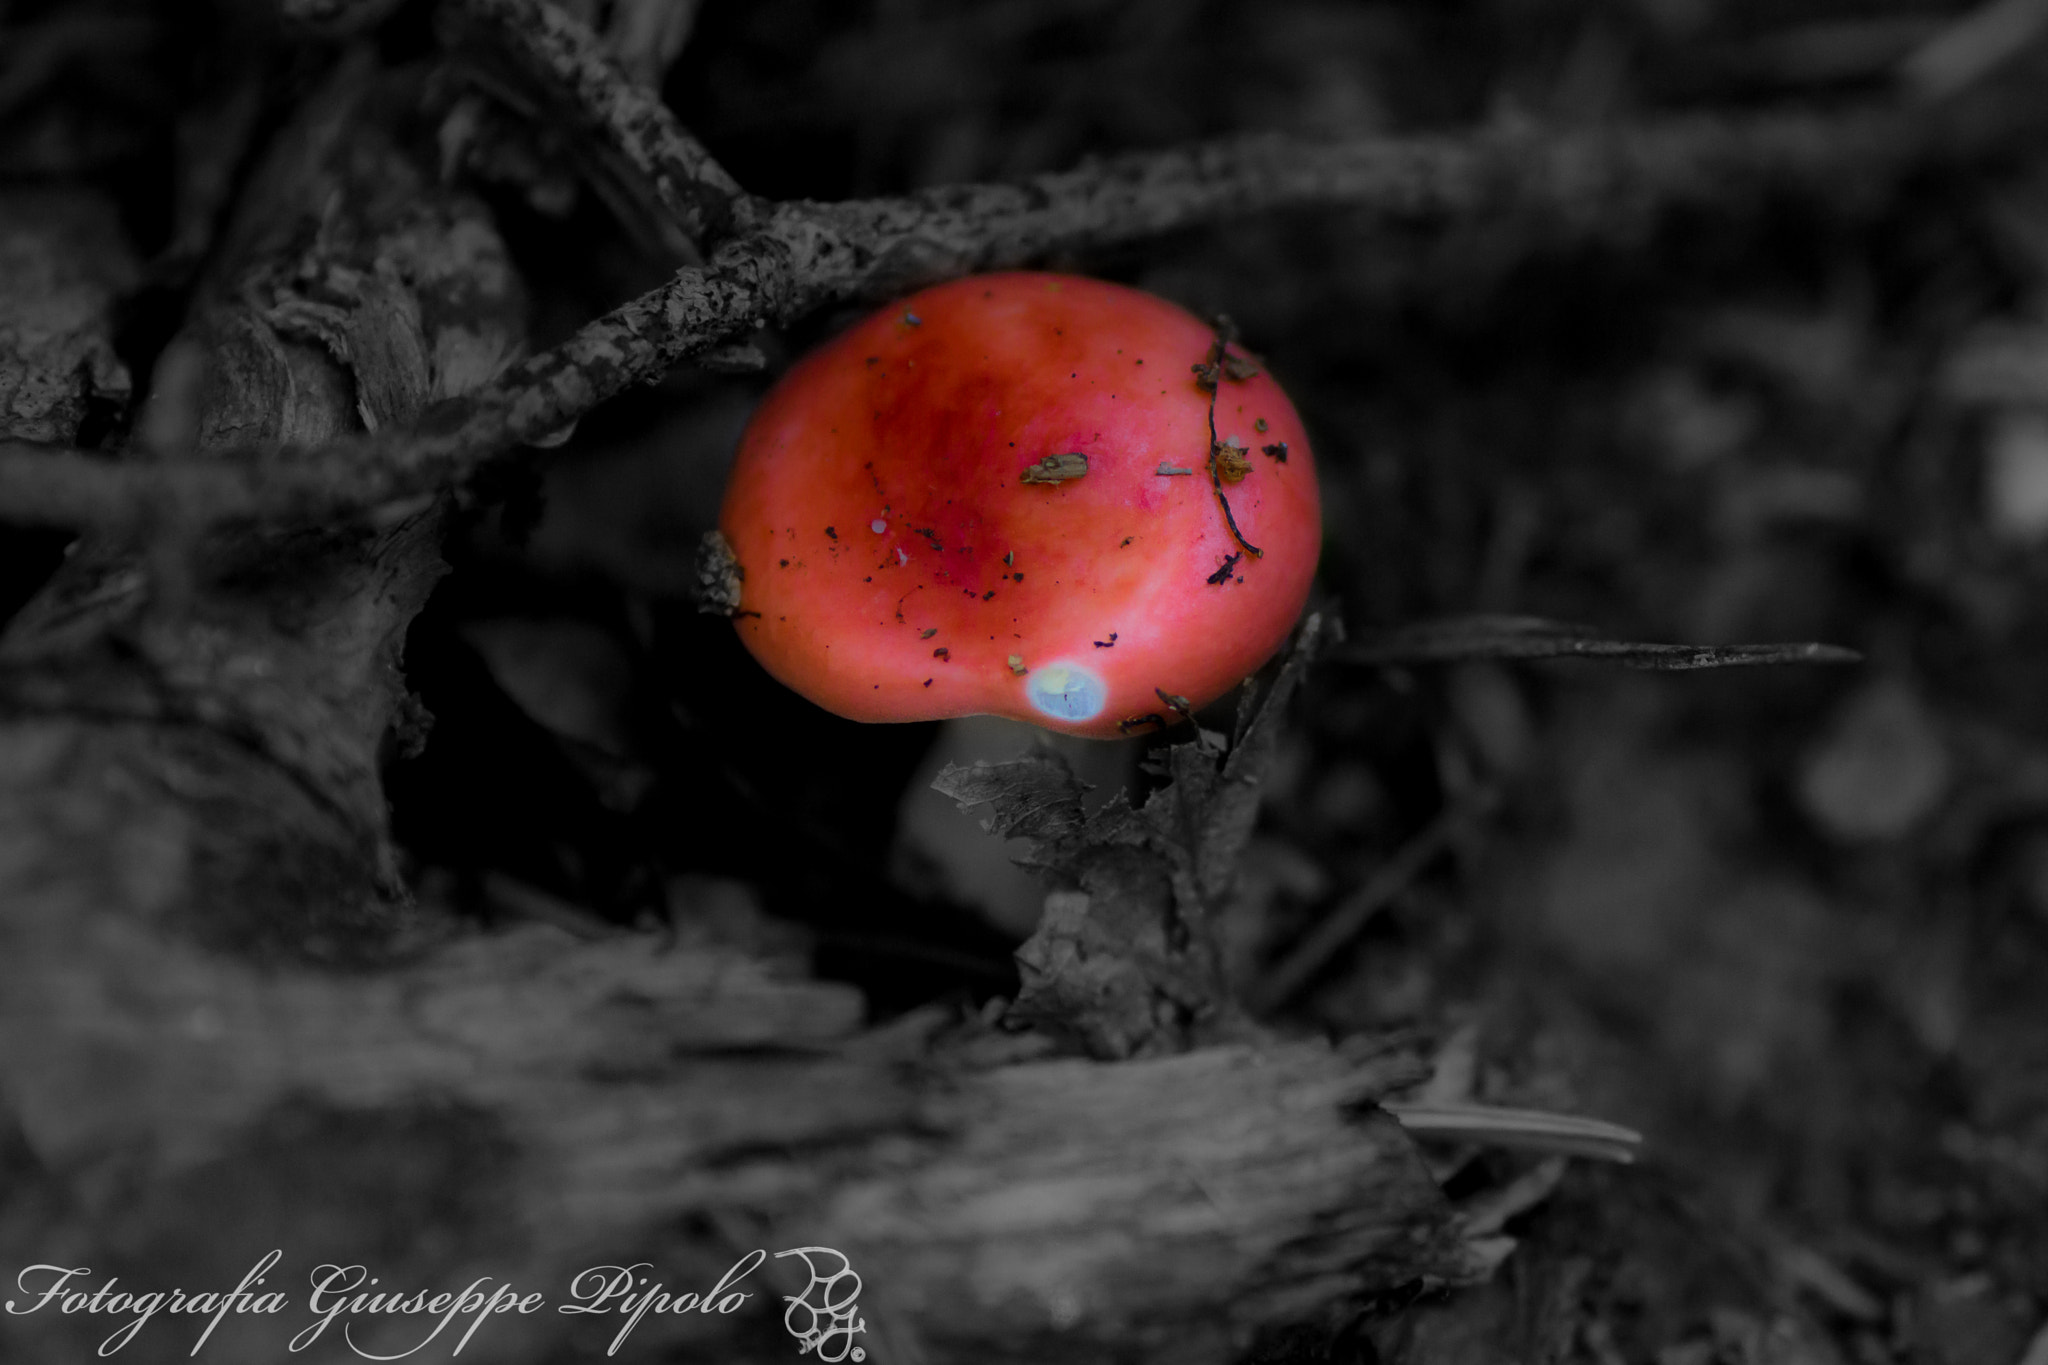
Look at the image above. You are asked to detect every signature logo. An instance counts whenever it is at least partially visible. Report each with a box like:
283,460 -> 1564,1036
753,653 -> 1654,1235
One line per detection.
774,1248 -> 865,1361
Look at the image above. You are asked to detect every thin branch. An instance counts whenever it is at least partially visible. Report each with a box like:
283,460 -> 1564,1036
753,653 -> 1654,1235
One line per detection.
0,105 -> 1929,532
442,0 -> 754,253
1342,615 -> 1864,671
778,103 -> 1916,302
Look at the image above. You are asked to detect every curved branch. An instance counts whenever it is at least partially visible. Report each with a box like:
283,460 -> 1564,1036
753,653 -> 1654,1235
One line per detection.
0,104 -> 1925,533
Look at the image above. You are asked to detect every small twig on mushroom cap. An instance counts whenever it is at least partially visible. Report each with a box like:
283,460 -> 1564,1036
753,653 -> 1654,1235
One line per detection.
1199,320 -> 1264,559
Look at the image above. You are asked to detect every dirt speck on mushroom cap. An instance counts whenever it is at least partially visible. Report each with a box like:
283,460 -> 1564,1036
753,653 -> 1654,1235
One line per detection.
718,271 -> 1321,737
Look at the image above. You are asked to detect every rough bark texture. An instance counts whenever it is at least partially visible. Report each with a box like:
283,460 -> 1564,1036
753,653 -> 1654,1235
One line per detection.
0,886 -> 1452,1362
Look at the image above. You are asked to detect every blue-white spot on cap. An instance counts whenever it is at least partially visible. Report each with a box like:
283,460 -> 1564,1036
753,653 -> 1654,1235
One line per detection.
1025,661 -> 1106,722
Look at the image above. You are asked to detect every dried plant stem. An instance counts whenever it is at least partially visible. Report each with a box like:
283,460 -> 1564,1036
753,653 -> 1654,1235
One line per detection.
1344,615 -> 1866,670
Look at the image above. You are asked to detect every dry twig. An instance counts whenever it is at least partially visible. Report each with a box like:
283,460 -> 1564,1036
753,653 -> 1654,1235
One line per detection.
440,0 -> 752,255
0,105 -> 1926,533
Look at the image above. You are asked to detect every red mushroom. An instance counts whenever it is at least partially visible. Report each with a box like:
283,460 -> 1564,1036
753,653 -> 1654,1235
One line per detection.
717,272 -> 1321,738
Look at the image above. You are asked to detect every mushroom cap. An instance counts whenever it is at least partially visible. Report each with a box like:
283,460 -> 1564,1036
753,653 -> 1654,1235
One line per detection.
718,271 -> 1321,738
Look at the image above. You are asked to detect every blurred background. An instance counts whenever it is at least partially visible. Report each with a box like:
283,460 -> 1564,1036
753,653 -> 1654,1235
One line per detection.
7,0 -> 2048,1360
